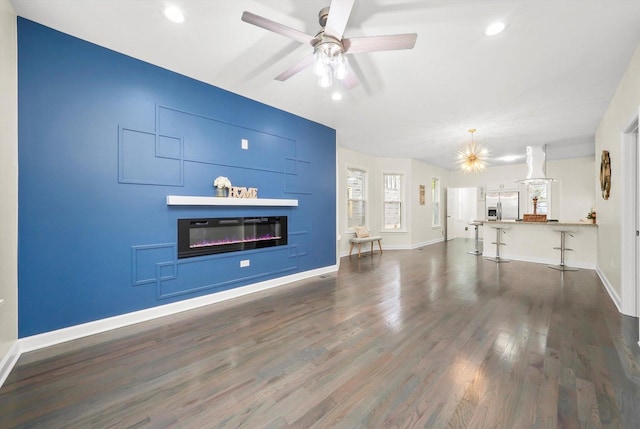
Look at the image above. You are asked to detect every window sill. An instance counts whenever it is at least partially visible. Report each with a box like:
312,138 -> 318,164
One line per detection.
382,229 -> 408,234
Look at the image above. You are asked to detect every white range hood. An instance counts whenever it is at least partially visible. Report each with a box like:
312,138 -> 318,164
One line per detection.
517,145 -> 557,184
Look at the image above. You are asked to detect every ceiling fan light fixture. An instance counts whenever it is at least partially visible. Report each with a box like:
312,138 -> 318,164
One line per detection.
333,55 -> 348,80
319,72 -> 333,88
456,129 -> 488,173
313,37 -> 347,87
241,4 -> 418,87
313,53 -> 327,76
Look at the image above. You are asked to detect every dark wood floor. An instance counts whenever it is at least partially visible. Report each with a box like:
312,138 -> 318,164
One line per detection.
1,239 -> 640,428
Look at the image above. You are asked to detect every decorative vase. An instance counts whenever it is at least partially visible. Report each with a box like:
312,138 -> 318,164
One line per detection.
215,187 -> 228,197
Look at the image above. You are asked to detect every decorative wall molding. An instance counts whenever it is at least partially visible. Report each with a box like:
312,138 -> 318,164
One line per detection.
18,265 -> 338,355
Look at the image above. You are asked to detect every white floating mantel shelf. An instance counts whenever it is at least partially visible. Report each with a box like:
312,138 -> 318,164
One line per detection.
166,195 -> 298,207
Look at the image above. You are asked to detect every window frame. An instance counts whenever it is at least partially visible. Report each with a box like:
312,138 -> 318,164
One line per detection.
527,182 -> 551,215
346,166 -> 368,232
382,171 -> 405,232
431,177 -> 441,227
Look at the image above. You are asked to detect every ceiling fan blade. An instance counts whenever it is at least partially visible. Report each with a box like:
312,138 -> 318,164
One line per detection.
343,33 -> 418,54
241,11 -> 315,46
275,54 -> 315,81
324,0 -> 355,40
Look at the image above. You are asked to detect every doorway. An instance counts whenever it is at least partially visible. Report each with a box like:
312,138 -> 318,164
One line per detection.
445,187 -> 478,241
620,108 -> 640,346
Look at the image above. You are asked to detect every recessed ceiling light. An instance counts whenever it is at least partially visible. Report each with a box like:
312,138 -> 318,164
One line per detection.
331,92 -> 342,101
499,155 -> 520,162
485,22 -> 506,36
164,6 -> 184,23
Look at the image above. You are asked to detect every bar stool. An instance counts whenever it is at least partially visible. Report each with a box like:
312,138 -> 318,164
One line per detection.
548,227 -> 578,271
485,226 -> 510,263
467,221 -> 482,255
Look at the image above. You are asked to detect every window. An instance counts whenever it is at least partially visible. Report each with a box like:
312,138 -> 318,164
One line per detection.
432,177 -> 440,227
347,168 -> 366,229
528,183 -> 550,215
383,173 -> 403,230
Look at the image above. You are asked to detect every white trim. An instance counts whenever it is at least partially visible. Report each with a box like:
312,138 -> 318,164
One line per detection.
619,110 -> 639,317
382,171 -> 406,232
0,341 -> 20,389
19,265 -> 337,354
346,165 -> 369,233
166,195 -> 298,206
338,238 -> 444,257
597,266 -> 623,313
431,177 -> 441,227
336,149 -> 340,270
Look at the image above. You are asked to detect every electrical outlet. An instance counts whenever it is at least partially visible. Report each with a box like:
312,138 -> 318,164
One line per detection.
240,259 -> 250,267
241,139 -> 248,150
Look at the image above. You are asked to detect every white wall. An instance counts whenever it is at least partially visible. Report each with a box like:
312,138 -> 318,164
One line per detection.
338,146 -> 375,255
450,158 -> 594,222
451,163 -> 527,220
410,159 -> 449,246
0,0 -> 18,379
546,157 -> 596,222
373,156 -> 413,248
337,147 -> 447,256
595,43 -> 640,300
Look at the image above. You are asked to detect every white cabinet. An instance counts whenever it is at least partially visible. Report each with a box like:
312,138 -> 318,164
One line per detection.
486,179 -> 519,192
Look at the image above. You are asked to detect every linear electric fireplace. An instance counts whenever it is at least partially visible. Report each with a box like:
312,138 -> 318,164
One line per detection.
177,216 -> 287,259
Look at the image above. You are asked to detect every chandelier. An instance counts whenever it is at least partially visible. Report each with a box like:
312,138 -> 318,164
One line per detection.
312,36 -> 348,88
456,129 -> 488,173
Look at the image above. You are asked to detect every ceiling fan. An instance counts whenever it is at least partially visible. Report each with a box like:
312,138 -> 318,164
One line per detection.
241,0 -> 417,89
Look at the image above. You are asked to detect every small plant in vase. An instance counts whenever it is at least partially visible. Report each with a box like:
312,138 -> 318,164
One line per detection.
531,189 -> 542,215
213,176 -> 231,197
587,209 -> 596,224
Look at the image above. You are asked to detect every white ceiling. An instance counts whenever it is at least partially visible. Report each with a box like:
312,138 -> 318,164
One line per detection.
11,0 -> 640,169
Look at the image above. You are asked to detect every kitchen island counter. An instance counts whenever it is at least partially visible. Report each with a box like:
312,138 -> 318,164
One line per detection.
477,220 -> 597,268
480,220 -> 597,227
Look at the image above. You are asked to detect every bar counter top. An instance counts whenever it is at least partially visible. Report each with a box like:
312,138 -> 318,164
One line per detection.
476,220 -> 597,268
478,220 -> 597,227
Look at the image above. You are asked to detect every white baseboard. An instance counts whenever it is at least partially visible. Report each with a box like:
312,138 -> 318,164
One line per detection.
18,265 -> 337,355
596,266 -> 623,314
338,237 -> 444,257
410,238 -> 445,249
0,341 -> 20,389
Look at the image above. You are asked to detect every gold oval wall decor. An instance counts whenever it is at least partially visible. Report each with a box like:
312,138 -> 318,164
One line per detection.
600,150 -> 611,200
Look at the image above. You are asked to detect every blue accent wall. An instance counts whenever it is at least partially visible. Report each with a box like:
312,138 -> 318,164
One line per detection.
17,18 -> 336,337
